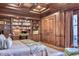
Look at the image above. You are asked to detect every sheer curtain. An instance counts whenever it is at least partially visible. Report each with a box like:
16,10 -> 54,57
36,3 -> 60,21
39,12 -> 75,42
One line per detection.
73,14 -> 78,48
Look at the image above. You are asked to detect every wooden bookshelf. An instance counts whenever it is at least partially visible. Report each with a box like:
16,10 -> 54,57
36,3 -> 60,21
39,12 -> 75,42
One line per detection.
32,20 -> 40,41
11,18 -> 32,40
0,18 -> 40,41
0,19 -> 11,38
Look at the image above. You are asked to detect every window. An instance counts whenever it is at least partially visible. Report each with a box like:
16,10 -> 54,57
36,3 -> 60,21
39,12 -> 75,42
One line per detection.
73,14 -> 78,47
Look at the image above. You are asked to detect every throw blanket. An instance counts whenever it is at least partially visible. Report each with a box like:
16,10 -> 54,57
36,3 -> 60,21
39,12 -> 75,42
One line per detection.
64,48 -> 79,56
20,39 -> 48,56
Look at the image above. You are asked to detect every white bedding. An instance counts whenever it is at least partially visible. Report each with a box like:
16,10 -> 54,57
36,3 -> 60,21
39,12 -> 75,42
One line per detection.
20,39 -> 48,56
0,39 -> 48,56
0,40 -> 30,56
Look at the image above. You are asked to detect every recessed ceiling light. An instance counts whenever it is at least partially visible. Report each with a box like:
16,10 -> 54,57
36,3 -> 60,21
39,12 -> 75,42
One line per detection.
37,5 -> 41,9
32,7 -> 46,13
33,9 -> 40,12
36,5 -> 41,9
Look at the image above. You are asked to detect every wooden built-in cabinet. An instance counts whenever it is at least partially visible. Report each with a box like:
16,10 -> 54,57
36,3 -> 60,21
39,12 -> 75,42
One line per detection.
32,20 -> 40,41
11,18 -> 32,40
0,19 -> 11,38
0,18 -> 40,41
41,12 -> 65,48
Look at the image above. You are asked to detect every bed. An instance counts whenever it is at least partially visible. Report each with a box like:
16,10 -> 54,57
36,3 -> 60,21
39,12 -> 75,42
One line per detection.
0,40 -> 30,56
0,39 -> 48,56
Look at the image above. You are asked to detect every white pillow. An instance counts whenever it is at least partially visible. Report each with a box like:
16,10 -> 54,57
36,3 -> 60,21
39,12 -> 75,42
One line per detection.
0,34 -> 6,49
3,40 -> 7,49
6,37 -> 12,49
0,38 -> 3,49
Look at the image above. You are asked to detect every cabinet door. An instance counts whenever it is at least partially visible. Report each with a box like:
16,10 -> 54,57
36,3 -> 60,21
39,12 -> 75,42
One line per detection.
60,12 -> 65,47
56,15 -> 60,37
41,18 -> 49,43
48,17 -> 56,45
41,16 -> 56,44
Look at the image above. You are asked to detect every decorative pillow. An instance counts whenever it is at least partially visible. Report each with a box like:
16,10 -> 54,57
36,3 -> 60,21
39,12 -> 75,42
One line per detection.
6,37 -> 12,49
0,38 -> 3,49
3,40 -> 7,49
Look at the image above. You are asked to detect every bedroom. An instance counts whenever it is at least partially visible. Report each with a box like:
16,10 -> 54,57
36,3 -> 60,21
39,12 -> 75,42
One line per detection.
0,3 -> 79,56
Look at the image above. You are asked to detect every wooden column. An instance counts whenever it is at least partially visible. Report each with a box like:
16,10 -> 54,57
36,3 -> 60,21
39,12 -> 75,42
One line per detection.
65,11 -> 73,48
60,11 -> 65,48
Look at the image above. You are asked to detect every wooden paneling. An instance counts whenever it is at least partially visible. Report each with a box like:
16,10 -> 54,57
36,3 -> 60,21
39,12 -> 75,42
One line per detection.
60,37 -> 65,47
48,16 -> 56,45
32,34 -> 40,42
55,13 -> 60,37
1,4 -> 79,18
65,11 -> 73,47
41,12 -> 66,48
55,37 -> 60,46
41,12 -> 56,45
41,18 -> 48,43
60,12 -> 65,37
60,11 -> 65,48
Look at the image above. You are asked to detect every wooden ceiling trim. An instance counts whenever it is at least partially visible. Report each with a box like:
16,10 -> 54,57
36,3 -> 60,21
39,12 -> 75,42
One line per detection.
0,8 -> 40,18
0,6 -> 30,14
0,13 -> 40,20
1,3 -> 79,18
0,3 -> 31,10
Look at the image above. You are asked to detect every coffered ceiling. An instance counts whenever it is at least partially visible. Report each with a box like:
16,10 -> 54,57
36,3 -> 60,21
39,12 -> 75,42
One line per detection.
0,3 -> 79,19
